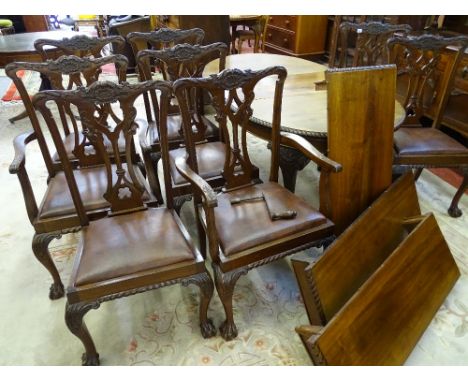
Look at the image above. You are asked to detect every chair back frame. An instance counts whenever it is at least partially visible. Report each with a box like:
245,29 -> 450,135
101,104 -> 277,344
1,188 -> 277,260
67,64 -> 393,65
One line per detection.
136,42 -> 228,140
173,66 -> 287,192
32,80 -> 173,220
387,34 -> 468,129
338,21 -> 412,68
5,55 -> 129,175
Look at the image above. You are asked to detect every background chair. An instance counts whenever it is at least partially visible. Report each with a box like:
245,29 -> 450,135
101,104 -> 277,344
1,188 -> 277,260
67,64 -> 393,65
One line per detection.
135,42 -> 231,209
388,34 -> 468,217
33,80 -> 216,366
236,15 -> 269,54
6,54 -> 129,174
173,67 -> 341,340
336,21 -> 412,67
6,55 -> 156,300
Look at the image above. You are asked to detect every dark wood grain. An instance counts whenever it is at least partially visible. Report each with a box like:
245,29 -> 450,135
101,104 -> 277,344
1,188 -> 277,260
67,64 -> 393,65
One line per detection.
325,64 -> 397,234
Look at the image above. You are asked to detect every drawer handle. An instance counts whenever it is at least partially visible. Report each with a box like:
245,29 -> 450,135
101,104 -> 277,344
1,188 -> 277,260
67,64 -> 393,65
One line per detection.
268,33 -> 272,39
285,20 -> 290,25
283,38 -> 289,45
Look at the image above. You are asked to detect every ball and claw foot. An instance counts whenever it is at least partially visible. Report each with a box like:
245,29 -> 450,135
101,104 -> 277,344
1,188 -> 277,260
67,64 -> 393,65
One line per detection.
220,320 -> 238,341
200,319 -> 217,338
448,206 -> 462,218
49,282 -> 65,300
82,352 -> 100,366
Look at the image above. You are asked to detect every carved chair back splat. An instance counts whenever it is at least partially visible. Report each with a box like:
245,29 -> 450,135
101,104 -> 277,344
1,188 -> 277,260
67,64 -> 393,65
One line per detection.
134,42 -> 229,207
388,34 -> 468,218
175,66 -> 286,191
337,21 -> 412,68
388,34 -> 468,129
6,54 -> 129,174
32,80 -> 164,217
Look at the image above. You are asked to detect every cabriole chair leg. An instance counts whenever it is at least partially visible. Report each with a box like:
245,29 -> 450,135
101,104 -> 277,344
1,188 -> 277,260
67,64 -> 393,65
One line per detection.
65,301 -> 100,366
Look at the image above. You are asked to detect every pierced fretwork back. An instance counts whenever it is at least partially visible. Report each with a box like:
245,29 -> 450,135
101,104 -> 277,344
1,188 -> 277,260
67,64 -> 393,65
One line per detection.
338,21 -> 412,68
137,43 -> 228,142
174,67 -> 287,191
387,34 -> 468,129
6,55 -> 129,173
32,81 -> 173,220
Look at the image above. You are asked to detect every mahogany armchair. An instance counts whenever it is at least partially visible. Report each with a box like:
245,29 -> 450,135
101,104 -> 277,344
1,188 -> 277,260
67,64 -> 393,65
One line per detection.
7,56 -> 155,301
173,67 -> 341,340
33,80 -> 216,366
6,54 -> 129,173
388,34 -> 468,217
336,21 -> 412,68
135,42 -> 233,208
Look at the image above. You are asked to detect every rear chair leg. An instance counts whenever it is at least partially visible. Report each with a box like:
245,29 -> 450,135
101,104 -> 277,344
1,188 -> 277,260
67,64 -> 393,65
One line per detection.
65,301 -> 100,366
448,169 -> 467,218
183,272 -> 216,338
32,232 -> 64,300
212,264 -> 248,341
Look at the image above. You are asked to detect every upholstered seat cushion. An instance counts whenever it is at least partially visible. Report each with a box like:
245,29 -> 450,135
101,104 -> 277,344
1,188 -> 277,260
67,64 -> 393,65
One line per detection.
74,208 -> 195,287
39,164 -> 151,219
394,128 -> 468,157
169,141 -> 227,185
214,182 -> 327,256
52,131 -> 127,163
148,115 -> 217,145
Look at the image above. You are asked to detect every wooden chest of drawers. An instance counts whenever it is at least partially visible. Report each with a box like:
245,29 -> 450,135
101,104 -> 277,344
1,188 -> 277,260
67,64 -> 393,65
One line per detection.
264,16 -> 328,58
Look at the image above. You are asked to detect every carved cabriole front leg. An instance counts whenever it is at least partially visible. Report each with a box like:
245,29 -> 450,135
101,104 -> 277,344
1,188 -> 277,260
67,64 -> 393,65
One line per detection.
32,232 -> 64,299
182,272 -> 216,338
65,301 -> 100,366
212,263 -> 248,341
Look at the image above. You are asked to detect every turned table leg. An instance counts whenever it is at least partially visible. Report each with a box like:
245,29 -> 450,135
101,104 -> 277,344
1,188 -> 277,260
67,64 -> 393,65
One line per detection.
278,145 -> 311,193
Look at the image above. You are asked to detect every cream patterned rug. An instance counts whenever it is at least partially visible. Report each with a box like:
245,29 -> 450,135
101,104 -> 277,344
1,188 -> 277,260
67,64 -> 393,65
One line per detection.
0,90 -> 467,365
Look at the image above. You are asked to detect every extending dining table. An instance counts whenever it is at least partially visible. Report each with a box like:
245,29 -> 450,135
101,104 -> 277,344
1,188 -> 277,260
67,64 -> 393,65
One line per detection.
204,53 -> 406,192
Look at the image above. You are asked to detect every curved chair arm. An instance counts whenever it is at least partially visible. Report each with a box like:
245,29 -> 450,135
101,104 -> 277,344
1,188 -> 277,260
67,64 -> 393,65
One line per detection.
174,157 -> 218,208
9,130 -> 39,225
9,130 -> 37,174
280,132 -> 342,173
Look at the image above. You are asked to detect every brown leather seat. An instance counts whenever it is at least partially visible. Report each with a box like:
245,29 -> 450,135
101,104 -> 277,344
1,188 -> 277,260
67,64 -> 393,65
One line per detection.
39,164 -> 151,219
394,127 -> 468,161
52,131 -> 127,163
214,182 -> 327,256
148,115 -> 217,145
74,208 -> 196,287
169,141 -> 227,185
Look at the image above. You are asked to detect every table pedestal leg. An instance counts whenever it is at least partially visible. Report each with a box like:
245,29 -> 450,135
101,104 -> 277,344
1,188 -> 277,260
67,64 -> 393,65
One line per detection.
279,145 -> 310,193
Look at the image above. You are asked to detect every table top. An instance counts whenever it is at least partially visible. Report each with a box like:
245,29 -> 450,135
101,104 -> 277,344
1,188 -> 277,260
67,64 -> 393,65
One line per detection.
0,31 -> 86,54
229,15 -> 261,23
204,53 -> 406,137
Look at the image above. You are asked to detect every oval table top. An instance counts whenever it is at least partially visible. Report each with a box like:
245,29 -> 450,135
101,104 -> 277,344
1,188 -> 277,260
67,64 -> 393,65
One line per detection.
204,53 -> 406,137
